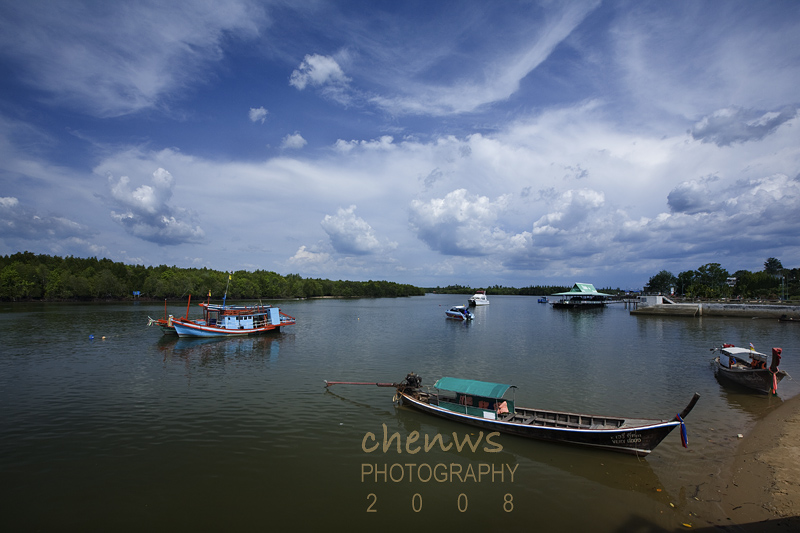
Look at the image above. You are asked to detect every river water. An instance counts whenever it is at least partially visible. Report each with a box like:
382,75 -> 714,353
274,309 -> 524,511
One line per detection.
1,294 -> 798,531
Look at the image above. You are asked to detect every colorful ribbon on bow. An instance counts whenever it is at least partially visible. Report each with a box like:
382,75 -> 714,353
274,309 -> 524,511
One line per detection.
676,414 -> 688,448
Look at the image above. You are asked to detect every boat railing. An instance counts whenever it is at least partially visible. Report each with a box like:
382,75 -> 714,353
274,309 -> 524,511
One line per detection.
511,407 -> 625,429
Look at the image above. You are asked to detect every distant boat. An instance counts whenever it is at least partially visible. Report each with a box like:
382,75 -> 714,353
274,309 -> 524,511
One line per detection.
468,290 -> 490,306
172,302 -> 296,337
538,297 -> 548,303
325,373 -> 700,456
147,295 -> 196,335
445,305 -> 474,320
551,283 -> 610,309
148,314 -> 180,335
711,344 -> 787,394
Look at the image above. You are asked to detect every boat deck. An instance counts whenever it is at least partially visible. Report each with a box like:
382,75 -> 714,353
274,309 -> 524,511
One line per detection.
501,407 -> 626,430
424,391 -> 633,430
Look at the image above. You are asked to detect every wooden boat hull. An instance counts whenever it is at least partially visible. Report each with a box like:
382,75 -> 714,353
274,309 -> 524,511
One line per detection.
398,390 -> 698,456
713,358 -> 787,394
147,316 -> 179,335
158,324 -> 178,335
172,320 -> 284,337
170,302 -> 296,338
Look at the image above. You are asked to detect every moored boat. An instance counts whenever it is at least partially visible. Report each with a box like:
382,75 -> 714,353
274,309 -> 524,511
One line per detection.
445,305 -> 474,320
468,290 -> 490,306
325,373 -> 699,456
148,314 -> 179,335
711,344 -> 787,394
172,302 -> 296,337
147,296 -> 196,335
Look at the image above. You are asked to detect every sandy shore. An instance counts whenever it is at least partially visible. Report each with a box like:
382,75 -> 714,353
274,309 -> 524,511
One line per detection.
715,392 -> 800,530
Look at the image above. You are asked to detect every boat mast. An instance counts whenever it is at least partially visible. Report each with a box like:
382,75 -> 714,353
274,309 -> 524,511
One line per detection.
222,272 -> 231,310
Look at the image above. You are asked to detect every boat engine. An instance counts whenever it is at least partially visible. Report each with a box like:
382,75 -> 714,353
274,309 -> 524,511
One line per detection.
402,372 -> 422,390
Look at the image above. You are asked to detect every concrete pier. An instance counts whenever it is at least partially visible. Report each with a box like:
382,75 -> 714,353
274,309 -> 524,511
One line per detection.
629,295 -> 800,319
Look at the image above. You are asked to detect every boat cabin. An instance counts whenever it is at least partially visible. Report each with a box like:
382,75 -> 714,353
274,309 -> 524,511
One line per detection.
720,346 -> 767,368
202,304 -> 282,330
432,377 -> 516,420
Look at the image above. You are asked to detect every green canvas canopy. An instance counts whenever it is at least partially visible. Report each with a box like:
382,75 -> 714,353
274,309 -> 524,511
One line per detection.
432,377 -> 514,399
552,283 -> 611,297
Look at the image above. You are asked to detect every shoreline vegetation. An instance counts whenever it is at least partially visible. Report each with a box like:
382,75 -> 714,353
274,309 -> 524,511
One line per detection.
4,252 -> 796,304
0,251 -> 426,301
0,251 -> 604,302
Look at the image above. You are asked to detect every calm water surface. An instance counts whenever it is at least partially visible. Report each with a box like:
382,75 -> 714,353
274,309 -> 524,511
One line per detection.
2,295 -> 799,531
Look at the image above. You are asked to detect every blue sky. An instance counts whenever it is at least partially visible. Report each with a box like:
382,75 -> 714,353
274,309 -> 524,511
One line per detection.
1,0 -> 799,290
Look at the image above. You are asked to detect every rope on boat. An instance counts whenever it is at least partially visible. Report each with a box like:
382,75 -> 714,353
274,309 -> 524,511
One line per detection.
676,414 -> 688,448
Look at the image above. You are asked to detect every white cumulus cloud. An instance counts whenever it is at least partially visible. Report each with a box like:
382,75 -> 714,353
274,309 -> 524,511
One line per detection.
409,189 -> 513,256
289,53 -> 350,90
249,106 -> 268,123
281,133 -> 307,150
320,205 -> 396,256
108,167 -> 204,245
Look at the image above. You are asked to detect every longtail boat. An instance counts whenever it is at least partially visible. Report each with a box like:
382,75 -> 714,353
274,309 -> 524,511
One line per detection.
711,344 -> 787,394
325,373 -> 699,456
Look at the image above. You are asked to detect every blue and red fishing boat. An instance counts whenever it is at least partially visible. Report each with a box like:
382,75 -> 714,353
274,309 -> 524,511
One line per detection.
171,301 -> 295,337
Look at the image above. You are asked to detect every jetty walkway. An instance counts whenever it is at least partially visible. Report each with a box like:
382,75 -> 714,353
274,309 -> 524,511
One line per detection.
628,296 -> 800,319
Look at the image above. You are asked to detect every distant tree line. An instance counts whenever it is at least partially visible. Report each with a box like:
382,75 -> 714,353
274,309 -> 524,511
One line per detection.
427,284 -> 627,296
0,252 -> 425,301
644,258 -> 798,300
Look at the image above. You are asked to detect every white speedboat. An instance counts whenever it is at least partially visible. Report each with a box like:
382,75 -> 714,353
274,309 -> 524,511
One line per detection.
468,290 -> 490,306
445,305 -> 474,320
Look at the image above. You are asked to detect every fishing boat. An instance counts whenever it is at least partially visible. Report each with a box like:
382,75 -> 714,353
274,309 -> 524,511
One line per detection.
147,296 -> 196,335
148,314 -> 179,335
325,373 -> 699,456
445,305 -> 474,320
172,302 -> 296,337
468,290 -> 490,306
711,344 -> 787,394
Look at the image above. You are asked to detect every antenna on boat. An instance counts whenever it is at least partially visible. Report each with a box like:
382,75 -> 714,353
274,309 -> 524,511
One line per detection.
222,271 -> 232,309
